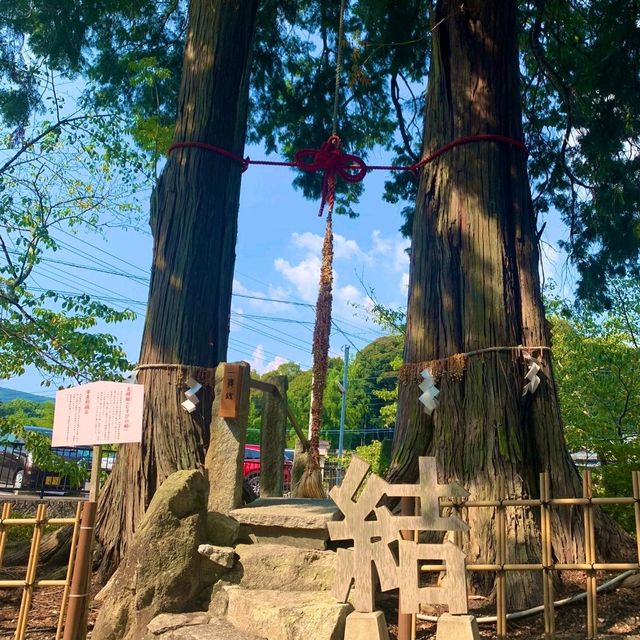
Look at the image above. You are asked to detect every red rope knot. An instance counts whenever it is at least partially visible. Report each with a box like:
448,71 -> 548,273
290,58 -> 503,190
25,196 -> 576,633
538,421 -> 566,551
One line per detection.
294,135 -> 368,216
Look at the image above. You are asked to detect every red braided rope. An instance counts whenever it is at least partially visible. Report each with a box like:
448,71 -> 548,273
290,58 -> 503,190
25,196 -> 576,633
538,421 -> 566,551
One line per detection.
168,133 -> 528,214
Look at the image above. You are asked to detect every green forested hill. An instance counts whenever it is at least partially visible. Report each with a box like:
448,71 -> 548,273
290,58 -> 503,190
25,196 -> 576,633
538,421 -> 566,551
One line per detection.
0,388 -> 51,403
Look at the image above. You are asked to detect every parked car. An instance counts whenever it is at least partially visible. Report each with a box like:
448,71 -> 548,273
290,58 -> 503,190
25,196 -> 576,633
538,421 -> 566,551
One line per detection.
0,426 -> 91,495
243,444 -> 292,496
0,435 -> 28,490
22,445 -> 92,494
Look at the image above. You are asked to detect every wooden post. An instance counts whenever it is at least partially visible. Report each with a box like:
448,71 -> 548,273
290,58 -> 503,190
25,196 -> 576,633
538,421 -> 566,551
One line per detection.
206,362 -> 251,513
89,445 -> 102,502
397,496 -> 415,640
55,502 -> 83,640
260,375 -> 288,497
63,501 -> 97,640
540,472 -> 555,639
583,471 -> 597,639
496,477 -> 507,639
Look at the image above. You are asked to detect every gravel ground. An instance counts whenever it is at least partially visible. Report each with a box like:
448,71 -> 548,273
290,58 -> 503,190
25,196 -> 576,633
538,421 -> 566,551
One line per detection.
1,568 -> 638,639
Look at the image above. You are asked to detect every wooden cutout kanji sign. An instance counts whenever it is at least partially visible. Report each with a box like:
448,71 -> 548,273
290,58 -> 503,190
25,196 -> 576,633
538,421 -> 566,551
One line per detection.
328,456 -> 469,614
219,364 -> 243,418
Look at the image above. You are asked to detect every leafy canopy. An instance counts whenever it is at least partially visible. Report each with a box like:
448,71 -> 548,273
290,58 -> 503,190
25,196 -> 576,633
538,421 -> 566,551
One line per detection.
1,0 -> 638,304
0,64 -> 150,384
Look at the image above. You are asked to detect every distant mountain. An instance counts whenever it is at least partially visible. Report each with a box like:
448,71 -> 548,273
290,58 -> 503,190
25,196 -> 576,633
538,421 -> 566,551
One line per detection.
0,387 -> 53,403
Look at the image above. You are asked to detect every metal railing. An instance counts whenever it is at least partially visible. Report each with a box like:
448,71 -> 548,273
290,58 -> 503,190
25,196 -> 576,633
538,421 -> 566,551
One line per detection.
0,441 -> 116,496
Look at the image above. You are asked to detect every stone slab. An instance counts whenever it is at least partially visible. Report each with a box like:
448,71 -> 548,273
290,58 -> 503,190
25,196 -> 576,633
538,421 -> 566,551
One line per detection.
230,498 -> 341,549
229,543 -> 337,592
198,544 -> 236,568
146,615 -> 265,640
241,524 -> 330,549
344,611 -> 390,640
226,588 -> 352,640
229,497 -> 340,529
435,613 -> 480,640
147,613 -> 210,634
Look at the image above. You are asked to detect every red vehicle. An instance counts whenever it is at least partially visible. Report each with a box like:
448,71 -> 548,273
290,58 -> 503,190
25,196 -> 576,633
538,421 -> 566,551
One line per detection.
243,444 -> 292,496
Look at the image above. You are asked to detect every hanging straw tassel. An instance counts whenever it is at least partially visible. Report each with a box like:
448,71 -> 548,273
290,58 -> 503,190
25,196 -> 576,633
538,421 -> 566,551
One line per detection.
294,182 -> 335,498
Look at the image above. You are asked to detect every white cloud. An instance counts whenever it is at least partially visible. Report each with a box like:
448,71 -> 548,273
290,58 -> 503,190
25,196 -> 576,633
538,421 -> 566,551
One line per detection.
264,355 -> 288,373
250,344 -> 266,373
400,272 -> 410,292
370,229 -> 392,256
393,238 -> 410,272
230,305 -> 244,332
291,231 -> 369,263
233,277 -> 300,312
274,255 -> 321,302
335,284 -> 366,307
249,345 -> 287,375
291,231 -> 323,254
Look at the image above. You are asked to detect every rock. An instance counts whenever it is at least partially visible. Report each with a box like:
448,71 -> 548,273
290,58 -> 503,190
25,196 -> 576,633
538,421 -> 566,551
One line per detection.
206,512 -> 240,547
226,543 -> 337,592
226,588 -> 352,640
94,570 -> 118,603
147,612 -> 210,634
621,571 -> 640,589
92,470 -> 226,640
229,497 -> 340,549
207,582 -> 235,618
145,615 -> 265,640
198,545 -> 236,569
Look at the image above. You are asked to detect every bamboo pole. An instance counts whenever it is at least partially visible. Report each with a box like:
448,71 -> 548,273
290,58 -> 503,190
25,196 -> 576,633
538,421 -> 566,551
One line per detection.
63,501 -> 97,640
438,496 -> 637,509
583,471 -> 597,639
0,579 -> 69,587
633,471 -> 640,564
15,502 -> 47,640
56,501 -> 84,640
0,502 -> 12,568
494,477 -> 507,639
540,472 -> 555,639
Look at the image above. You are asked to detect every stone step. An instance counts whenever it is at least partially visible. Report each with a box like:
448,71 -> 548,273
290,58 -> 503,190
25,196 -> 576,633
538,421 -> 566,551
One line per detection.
145,612 -> 265,640
224,543 -> 337,592
229,497 -> 340,550
225,587 -> 353,640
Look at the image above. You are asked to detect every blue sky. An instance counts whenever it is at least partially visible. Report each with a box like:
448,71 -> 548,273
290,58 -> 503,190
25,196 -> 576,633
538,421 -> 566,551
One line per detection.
7,143 -> 415,396
6,136 -> 574,398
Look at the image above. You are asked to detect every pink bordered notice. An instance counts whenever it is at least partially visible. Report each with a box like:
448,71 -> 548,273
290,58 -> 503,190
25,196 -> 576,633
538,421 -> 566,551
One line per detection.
52,381 -> 144,446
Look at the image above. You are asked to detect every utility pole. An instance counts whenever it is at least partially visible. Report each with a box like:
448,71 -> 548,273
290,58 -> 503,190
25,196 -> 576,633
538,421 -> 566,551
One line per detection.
337,345 -> 349,458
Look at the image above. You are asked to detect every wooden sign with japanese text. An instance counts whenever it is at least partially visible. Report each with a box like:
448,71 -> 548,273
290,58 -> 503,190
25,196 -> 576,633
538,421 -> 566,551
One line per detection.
219,364 -> 243,418
52,381 -> 144,446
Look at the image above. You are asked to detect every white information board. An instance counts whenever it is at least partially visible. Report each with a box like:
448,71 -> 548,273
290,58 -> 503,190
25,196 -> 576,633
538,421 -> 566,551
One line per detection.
52,381 -> 144,447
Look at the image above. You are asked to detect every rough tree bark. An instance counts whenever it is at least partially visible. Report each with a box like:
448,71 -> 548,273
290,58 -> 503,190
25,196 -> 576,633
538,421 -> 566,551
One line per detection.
389,0 -> 629,607
95,0 -> 259,576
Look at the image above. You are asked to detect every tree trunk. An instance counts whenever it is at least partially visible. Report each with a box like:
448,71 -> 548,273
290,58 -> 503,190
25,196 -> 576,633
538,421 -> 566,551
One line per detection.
95,0 -> 259,577
389,0 -> 629,608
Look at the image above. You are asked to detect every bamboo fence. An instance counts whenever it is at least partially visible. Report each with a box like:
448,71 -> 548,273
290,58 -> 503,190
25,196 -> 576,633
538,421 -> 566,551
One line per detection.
0,500 -> 82,640
416,469 -> 640,640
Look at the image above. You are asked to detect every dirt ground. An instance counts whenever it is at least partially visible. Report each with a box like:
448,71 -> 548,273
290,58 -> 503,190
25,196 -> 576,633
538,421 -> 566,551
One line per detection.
1,569 -> 639,639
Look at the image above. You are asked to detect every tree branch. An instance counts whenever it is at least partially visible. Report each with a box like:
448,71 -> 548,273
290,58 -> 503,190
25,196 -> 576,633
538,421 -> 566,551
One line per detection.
390,73 -> 418,162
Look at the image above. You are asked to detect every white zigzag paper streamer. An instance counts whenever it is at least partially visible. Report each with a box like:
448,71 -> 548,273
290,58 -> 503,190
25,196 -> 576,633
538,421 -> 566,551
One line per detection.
418,369 -> 440,415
